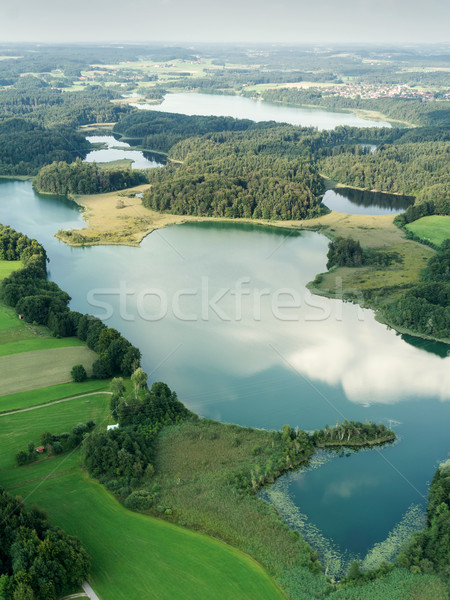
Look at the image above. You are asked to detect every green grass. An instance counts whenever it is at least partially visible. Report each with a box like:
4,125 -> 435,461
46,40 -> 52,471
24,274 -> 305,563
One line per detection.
0,299 -> 87,355
0,335 -> 85,357
152,420 -> 327,589
0,346 -> 97,396
0,395 -> 284,600
0,259 -> 22,280
0,393 -> 111,470
0,379 -> 109,413
4,469 -> 285,600
406,215 -> 450,247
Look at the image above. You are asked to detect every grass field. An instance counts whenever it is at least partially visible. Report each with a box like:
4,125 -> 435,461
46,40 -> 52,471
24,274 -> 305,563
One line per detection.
0,335 -> 86,357
0,393 -> 111,470
0,299 -> 86,354
406,215 -> 450,247
0,346 -> 97,396
4,468 -> 285,600
0,259 -> 22,280
0,379 -> 109,413
0,396 -> 285,600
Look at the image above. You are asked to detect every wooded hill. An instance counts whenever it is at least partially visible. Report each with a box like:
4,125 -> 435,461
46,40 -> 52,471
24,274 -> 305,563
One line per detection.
34,159 -> 146,196
143,129 -> 325,220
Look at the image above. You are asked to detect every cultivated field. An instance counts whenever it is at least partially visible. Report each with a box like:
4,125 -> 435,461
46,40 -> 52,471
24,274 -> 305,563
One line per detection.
0,346 -> 97,396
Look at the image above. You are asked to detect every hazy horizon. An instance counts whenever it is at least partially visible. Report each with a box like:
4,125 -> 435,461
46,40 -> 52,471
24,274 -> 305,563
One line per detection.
1,0 -> 449,45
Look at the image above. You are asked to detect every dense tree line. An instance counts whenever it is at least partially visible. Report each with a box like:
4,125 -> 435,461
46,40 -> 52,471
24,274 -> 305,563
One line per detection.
326,237 -> 401,269
0,488 -> 89,600
319,141 -> 450,200
113,110 -> 274,154
397,460 -> 450,578
34,159 -> 146,196
0,118 -> 91,176
0,225 -> 47,268
84,376 -> 193,504
384,240 -> 450,339
0,225 -> 141,375
143,130 -> 325,220
0,85 -> 128,127
161,69 -> 333,93
311,420 -> 394,445
394,198 -> 450,231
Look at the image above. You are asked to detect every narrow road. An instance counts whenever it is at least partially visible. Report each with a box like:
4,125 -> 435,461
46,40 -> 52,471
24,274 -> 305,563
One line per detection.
0,391 -> 112,417
82,582 -> 100,600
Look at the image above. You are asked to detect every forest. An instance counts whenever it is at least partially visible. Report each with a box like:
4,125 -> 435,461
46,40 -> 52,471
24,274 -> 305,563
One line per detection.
0,118 -> 91,175
0,82 -> 128,127
326,237 -> 400,269
113,110 -> 272,153
0,224 -> 141,376
143,129 -> 325,220
34,159 -> 146,196
84,377 -> 193,505
320,141 -> 450,201
0,488 -> 89,600
384,240 -> 450,339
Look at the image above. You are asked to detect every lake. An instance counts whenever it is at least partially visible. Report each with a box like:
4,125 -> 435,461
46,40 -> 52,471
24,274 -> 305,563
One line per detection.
322,187 -> 414,216
0,179 -> 448,578
131,92 -> 392,130
84,135 -> 165,169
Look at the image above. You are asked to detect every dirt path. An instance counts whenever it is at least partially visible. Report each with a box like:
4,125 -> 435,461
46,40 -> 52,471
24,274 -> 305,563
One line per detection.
82,582 -> 100,600
0,391 -> 112,417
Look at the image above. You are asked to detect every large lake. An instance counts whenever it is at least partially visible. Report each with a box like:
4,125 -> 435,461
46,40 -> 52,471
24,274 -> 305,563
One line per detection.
132,93 -> 391,130
0,179 -> 448,578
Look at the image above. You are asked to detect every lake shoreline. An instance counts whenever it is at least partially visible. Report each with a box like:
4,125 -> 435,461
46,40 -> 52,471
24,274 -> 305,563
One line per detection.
55,191 -> 449,346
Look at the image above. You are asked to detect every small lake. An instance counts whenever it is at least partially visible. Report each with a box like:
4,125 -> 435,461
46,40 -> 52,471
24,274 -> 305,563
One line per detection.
322,187 -> 414,216
132,93 -> 391,130
84,136 -> 165,169
0,180 -> 448,579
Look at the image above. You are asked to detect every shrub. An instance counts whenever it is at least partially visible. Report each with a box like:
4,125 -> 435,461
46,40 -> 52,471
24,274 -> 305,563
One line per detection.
124,490 -> 155,511
71,364 -> 87,382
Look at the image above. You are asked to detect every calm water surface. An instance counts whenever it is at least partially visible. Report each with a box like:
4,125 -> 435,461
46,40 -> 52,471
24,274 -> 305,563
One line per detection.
322,187 -> 414,216
132,93 -> 391,130
0,180 -> 448,576
84,135 -> 164,169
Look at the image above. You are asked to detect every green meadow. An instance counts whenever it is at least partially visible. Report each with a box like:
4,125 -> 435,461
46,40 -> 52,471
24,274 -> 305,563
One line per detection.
0,259 -> 22,280
0,393 -> 111,470
0,380 -> 109,413
0,397 -> 285,600
406,215 -> 450,246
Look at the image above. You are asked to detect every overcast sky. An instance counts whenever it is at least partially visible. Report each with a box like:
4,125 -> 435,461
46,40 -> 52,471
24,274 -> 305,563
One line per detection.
0,0 -> 449,44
